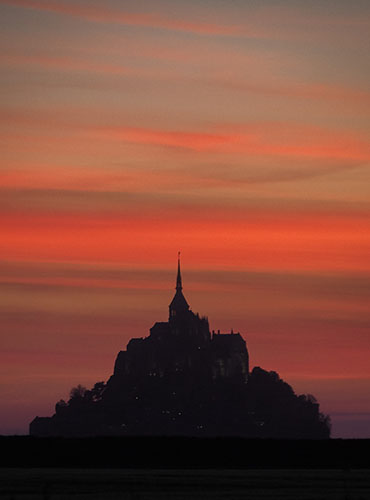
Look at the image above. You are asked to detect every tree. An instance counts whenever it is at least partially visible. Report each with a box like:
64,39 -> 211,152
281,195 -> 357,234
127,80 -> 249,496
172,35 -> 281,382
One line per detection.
55,399 -> 67,414
90,382 -> 106,402
69,384 -> 87,401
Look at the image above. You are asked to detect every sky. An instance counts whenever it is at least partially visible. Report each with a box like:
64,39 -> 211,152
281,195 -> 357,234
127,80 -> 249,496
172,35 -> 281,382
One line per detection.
0,0 -> 369,437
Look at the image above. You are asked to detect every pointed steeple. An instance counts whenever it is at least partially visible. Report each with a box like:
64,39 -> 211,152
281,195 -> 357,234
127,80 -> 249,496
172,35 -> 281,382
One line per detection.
169,252 -> 189,320
176,251 -> 182,291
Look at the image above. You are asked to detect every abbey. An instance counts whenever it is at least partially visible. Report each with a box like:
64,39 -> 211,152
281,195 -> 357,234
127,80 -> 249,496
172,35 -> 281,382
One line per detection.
30,258 -> 330,438
112,256 -> 249,386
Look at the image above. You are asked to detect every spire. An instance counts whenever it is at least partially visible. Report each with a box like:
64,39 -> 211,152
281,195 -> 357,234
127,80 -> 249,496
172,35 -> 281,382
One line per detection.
169,251 -> 189,319
176,251 -> 182,291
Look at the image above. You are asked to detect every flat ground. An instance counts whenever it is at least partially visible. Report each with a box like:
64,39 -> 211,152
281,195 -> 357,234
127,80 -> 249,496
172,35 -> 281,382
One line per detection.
1,469 -> 370,500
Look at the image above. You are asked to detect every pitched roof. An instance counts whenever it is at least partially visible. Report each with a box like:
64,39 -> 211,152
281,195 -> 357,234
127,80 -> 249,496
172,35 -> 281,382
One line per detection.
169,288 -> 189,312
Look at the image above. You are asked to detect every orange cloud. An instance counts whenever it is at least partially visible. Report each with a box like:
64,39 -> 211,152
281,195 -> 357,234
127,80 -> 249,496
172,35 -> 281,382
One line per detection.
1,210 -> 369,273
97,126 -> 232,151
0,275 -> 169,292
3,107 -> 369,164
95,123 -> 370,162
0,165 -> 210,192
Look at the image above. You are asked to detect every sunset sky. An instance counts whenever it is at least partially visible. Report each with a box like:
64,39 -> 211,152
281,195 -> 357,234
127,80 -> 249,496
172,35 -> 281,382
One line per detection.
1,0 -> 369,437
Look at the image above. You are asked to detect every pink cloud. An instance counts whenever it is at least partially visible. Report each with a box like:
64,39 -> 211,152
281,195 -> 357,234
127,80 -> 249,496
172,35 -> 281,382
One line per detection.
0,53 -> 134,76
2,0 -> 368,51
213,79 -> 370,110
0,0 -> 248,37
3,51 -> 369,113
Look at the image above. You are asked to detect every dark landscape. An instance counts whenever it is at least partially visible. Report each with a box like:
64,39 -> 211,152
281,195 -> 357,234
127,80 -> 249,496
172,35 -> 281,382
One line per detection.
2,436 -> 370,469
2,437 -> 370,499
2,467 -> 370,500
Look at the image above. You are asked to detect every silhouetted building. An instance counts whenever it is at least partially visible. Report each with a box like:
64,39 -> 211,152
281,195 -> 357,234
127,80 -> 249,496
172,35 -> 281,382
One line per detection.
112,255 -> 248,387
30,257 -> 330,438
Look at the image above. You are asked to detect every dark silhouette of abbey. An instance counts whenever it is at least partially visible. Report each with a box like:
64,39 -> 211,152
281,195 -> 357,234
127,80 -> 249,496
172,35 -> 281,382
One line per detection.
30,256 -> 330,438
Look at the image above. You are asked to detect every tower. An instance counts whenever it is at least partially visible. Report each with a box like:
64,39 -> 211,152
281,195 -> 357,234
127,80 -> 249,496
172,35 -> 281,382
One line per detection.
169,252 -> 189,321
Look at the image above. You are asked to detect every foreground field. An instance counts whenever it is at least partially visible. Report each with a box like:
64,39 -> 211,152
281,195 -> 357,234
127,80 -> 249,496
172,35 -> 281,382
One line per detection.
1,468 -> 370,500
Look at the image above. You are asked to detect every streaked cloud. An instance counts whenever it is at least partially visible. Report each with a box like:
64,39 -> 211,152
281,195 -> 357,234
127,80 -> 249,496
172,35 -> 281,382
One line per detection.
3,108 -> 369,167
95,123 -> 370,161
212,78 -> 370,110
2,0 -> 369,43
0,53 -> 135,76
1,206 -> 369,273
0,0 -> 249,37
